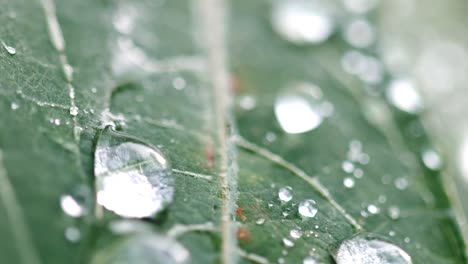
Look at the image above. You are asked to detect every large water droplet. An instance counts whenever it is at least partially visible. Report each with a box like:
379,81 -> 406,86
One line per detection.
275,82 -> 327,134
303,256 -> 320,264
335,234 -> 412,264
278,186 -> 293,202
271,0 -> 335,45
94,126 -> 174,218
386,79 -> 423,114
421,148 -> 442,170
2,41 -> 16,55
298,199 -> 318,218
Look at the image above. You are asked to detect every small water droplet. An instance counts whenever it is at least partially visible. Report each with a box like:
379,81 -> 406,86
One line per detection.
290,229 -> 302,239
256,218 -> 266,225
271,0 -> 335,45
265,132 -> 277,143
394,177 -> 409,190
387,206 -> 400,220
343,177 -> 355,188
422,149 -> 442,170
353,168 -> 364,178
335,234 -> 412,264
91,87 -> 97,93
94,126 -> 174,218
54,118 -> 61,126
278,186 -> 293,202
344,18 -> 375,48
378,195 -> 387,203
70,106 -> 79,116
63,64 -> 74,82
367,204 -> 380,215
342,161 -> 355,173
282,238 -> 295,248
389,230 -> 396,237
343,0 -> 379,14
2,41 -> 16,55
60,195 -> 84,218
275,82 -> 326,134
239,95 -> 256,110
386,79 -> 423,114
303,256 -> 319,264
404,237 -> 411,244
10,102 -> 19,110
298,199 -> 318,218
172,77 -> 186,90
64,226 -> 81,243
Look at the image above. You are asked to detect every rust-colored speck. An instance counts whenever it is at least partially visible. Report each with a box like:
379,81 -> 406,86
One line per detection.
230,74 -> 241,94
237,226 -> 251,243
204,142 -> 214,168
236,207 -> 247,221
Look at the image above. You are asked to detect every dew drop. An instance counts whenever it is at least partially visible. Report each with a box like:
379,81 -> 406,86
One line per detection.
387,206 -> 401,220
172,77 -> 186,90
256,218 -> 266,225
335,234 -> 412,264
343,177 -> 355,188
367,204 -> 380,215
343,0 -> 379,14
10,102 -> 19,110
389,230 -> 396,237
278,186 -> 293,202
386,79 -> 423,114
282,238 -> 295,248
54,118 -> 61,126
2,41 -> 16,55
275,82 -> 326,134
64,226 -> 81,243
271,0 -> 335,45
70,106 -> 79,116
94,126 -> 174,218
60,195 -> 85,218
421,149 -> 442,170
303,256 -> 319,264
265,132 -> 277,143
344,18 -> 375,48
298,199 -> 318,218
290,229 -> 302,239
394,177 -> 409,190
342,161 -> 355,173
404,237 -> 411,244
239,95 -> 256,110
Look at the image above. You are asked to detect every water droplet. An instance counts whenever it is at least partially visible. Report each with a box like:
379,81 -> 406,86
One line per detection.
353,168 -> 364,178
70,106 -> 79,116
2,41 -> 16,55
256,218 -> 266,225
282,238 -> 295,248
378,195 -> 387,203
367,204 -> 380,215
298,199 -> 318,218
404,237 -> 411,244
290,229 -> 302,239
343,177 -> 355,188
389,230 -> 396,237
303,256 -> 319,264
386,79 -> 423,114
278,186 -> 293,202
60,195 -> 85,218
342,50 -> 366,75
94,126 -> 174,218
54,118 -> 61,126
358,56 -> 384,84
275,82 -> 326,134
172,77 -> 186,90
91,87 -> 97,93
394,177 -> 409,190
335,234 -> 412,264
64,226 -> 81,243
343,0 -> 379,14
342,161 -> 355,173
63,64 -> 74,82
387,206 -> 400,220
271,0 -> 335,45
265,132 -> 277,142
422,149 -> 442,170
10,102 -> 19,110
239,95 -> 256,110
344,18 -> 375,48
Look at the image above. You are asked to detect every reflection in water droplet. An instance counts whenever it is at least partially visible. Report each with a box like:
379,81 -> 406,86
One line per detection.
70,106 -> 79,116
60,195 -> 85,218
335,234 -> 412,264
421,149 -> 442,170
367,204 -> 380,215
343,177 -> 355,188
303,256 -> 319,264
92,233 -> 190,264
275,82 -> 327,134
271,0 -> 334,45
278,186 -> 293,202
10,102 -> 19,110
298,199 -> 318,218
386,79 -> 423,114
256,218 -> 266,225
342,161 -> 355,173
64,226 -> 81,243
283,238 -> 295,248
344,19 -> 375,48
290,229 -> 302,239
172,77 -> 186,90
94,126 -> 174,218
2,41 -> 16,55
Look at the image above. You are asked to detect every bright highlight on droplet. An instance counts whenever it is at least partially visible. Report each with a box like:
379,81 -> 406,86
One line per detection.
271,0 -> 334,45
278,186 -> 293,202
60,195 -> 84,218
386,79 -> 423,114
94,126 -> 174,218
2,41 -> 16,55
275,82 -> 329,134
335,234 -> 412,264
298,199 -> 318,218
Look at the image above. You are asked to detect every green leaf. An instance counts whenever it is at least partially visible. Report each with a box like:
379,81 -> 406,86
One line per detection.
0,0 -> 465,264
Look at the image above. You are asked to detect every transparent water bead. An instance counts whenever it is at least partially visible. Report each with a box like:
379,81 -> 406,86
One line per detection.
271,0 -> 335,45
303,256 -> 319,264
344,18 -> 375,48
278,186 -> 293,202
2,41 -> 16,55
94,126 -> 174,218
60,185 -> 91,218
421,149 -> 442,170
298,199 -> 318,218
335,234 -> 412,264
91,233 -> 190,264
386,78 -> 423,114
275,82 -> 328,134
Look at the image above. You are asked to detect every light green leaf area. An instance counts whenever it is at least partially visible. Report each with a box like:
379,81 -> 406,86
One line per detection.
0,0 -> 465,264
